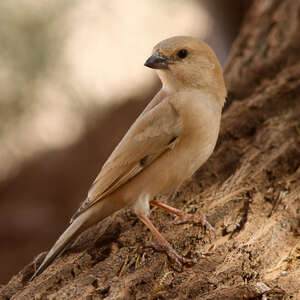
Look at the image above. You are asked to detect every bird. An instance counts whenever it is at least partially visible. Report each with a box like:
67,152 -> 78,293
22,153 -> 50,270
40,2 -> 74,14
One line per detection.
30,36 -> 226,280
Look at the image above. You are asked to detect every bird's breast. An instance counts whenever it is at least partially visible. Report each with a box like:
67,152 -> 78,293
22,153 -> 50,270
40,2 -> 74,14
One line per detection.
173,94 -> 222,176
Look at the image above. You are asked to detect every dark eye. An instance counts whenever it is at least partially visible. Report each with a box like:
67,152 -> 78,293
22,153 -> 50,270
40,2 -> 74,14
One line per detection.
177,49 -> 188,59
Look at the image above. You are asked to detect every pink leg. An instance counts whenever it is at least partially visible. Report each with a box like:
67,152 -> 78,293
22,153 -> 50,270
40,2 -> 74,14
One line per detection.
150,200 -> 215,237
138,215 -> 196,266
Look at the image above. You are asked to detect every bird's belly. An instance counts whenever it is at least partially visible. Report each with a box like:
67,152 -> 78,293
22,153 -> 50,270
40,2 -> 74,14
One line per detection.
113,131 -> 217,208
162,135 -> 216,188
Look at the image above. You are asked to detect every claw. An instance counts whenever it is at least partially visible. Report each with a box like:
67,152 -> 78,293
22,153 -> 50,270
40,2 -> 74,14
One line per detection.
149,200 -> 216,239
144,241 -> 197,267
173,212 -> 216,239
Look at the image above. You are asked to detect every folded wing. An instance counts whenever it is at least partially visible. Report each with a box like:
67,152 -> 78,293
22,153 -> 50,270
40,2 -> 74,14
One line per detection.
71,97 -> 183,222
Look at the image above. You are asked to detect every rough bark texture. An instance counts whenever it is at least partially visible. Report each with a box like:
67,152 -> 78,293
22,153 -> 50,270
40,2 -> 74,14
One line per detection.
1,0 -> 300,299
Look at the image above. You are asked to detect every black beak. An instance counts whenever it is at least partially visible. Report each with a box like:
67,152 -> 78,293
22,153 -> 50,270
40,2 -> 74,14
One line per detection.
144,53 -> 169,69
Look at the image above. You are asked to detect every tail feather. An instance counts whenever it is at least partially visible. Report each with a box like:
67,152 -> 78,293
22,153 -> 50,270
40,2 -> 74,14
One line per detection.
30,213 -> 88,281
30,197 -> 118,281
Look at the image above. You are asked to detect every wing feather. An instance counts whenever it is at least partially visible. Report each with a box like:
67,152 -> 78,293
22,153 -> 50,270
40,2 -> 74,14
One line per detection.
70,95 -> 182,222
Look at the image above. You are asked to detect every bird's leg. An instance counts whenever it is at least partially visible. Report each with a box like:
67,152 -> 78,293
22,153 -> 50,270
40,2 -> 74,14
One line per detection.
138,215 -> 196,266
150,199 -> 215,237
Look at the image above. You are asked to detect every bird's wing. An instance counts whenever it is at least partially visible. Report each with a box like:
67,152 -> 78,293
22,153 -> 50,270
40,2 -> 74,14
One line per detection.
70,96 -> 182,222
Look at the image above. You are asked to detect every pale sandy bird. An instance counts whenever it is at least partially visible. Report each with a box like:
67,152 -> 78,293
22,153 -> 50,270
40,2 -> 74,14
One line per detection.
31,36 -> 226,280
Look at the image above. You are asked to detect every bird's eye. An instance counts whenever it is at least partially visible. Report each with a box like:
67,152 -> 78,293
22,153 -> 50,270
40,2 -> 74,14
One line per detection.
177,49 -> 188,59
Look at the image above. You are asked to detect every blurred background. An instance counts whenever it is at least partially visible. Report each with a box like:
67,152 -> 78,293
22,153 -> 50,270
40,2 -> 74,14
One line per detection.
0,0 -> 250,284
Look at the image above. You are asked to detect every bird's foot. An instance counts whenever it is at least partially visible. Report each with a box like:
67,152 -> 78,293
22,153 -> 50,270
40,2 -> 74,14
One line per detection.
149,200 -> 216,238
144,241 -> 197,267
173,212 -> 216,238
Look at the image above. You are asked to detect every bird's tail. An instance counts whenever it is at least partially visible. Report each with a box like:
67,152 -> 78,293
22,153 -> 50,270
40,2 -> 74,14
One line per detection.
30,209 -> 92,281
30,197 -> 120,281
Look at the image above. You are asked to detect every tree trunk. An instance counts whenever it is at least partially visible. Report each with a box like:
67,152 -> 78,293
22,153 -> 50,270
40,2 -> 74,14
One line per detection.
1,0 -> 299,299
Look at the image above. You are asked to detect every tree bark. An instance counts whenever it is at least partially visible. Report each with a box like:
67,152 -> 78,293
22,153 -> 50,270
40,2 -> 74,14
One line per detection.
1,0 -> 300,299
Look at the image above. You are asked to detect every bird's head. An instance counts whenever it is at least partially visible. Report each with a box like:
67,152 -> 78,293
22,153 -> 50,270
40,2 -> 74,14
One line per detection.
145,36 -> 226,102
